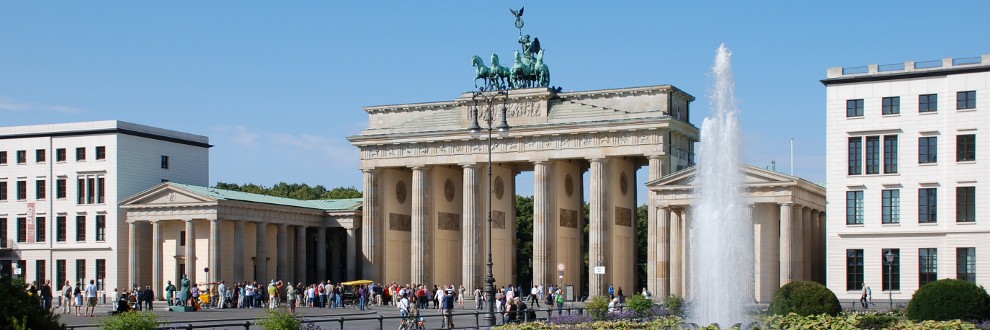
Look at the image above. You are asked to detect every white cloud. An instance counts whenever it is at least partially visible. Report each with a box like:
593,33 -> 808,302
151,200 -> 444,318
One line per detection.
213,125 -> 260,148
0,96 -> 83,114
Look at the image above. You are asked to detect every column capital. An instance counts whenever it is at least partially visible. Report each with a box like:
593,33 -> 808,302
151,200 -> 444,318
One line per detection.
647,154 -> 664,160
459,163 -> 480,169
532,159 -> 552,165
409,165 -> 431,171
588,157 -> 608,163
779,202 -> 794,207
361,168 -> 381,173
183,218 -> 195,223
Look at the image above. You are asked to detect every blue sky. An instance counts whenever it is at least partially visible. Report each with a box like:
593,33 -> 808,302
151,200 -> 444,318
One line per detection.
2,2 -> 988,203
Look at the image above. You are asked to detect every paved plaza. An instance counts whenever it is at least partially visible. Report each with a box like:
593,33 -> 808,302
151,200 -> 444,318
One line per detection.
58,300 -> 588,330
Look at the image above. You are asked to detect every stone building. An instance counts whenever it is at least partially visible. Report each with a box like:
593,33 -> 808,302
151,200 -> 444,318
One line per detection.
646,165 -> 826,302
348,85 -> 698,296
823,54 -> 990,301
0,120 -> 209,291
120,182 -> 361,297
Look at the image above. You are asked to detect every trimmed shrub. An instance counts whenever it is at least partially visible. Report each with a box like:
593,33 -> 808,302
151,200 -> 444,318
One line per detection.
625,294 -> 656,317
907,279 -> 990,321
257,309 -> 302,330
585,295 -> 610,321
664,295 -> 686,317
770,281 -> 841,317
99,311 -> 158,330
0,277 -> 66,330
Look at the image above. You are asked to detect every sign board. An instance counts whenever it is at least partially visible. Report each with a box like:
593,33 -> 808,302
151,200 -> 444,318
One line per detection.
557,263 -> 565,271
565,285 -> 574,301
14,268 -> 22,275
593,266 -> 605,274
26,203 -> 35,244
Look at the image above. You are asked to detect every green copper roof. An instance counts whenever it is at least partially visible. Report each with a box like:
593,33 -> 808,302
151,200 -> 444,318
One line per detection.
169,183 -> 362,211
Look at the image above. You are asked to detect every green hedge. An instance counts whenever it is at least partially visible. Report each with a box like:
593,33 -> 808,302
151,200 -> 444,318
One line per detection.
0,277 -> 65,330
770,281 -> 841,317
907,279 -> 990,321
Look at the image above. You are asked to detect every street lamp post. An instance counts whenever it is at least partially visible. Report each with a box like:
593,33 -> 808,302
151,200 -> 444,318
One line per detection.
469,83 -> 510,326
885,250 -> 894,310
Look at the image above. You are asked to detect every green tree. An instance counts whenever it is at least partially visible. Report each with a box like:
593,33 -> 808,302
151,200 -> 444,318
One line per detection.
325,187 -> 362,199
515,195 -> 534,287
636,204 -> 648,292
0,277 -> 66,330
211,182 -> 361,200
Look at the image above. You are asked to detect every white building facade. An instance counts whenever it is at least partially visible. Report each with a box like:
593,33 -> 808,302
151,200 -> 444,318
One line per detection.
0,120 -> 209,292
824,55 -> 990,301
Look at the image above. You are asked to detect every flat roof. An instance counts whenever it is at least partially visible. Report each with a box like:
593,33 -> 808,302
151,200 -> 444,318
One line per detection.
0,120 -> 211,148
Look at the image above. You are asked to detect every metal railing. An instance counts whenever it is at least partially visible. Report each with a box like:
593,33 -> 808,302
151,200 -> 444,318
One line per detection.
877,63 -> 904,72
953,56 -> 982,66
66,307 -> 589,330
841,66 -> 869,75
914,60 -> 942,69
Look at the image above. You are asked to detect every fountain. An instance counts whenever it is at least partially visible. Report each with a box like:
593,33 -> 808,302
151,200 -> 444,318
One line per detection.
688,44 -> 755,326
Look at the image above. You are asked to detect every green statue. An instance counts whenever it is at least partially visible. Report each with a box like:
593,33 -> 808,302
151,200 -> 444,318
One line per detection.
535,49 -> 550,87
178,274 -> 190,306
470,7 -> 552,90
490,54 -> 510,88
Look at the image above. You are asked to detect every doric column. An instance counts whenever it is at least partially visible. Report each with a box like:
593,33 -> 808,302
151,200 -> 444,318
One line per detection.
361,169 -> 381,281
669,209 -> 682,297
128,221 -> 139,289
255,222 -> 267,282
461,164 -> 481,291
316,227 -> 327,282
233,221 -> 245,283
779,203 -> 793,286
411,166 -> 432,286
533,160 -> 554,287
209,219 -> 221,283
277,223 -> 289,281
588,157 -> 608,296
681,207 -> 691,298
185,219 -> 196,284
346,228 -> 359,281
809,210 -> 819,283
296,225 -> 308,284
656,207 -> 670,298
646,155 -> 664,299
152,221 -> 162,300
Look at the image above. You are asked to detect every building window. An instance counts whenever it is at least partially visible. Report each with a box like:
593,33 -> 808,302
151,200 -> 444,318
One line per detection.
56,178 -> 66,199
75,259 -> 85,285
847,249 -> 865,291
36,260 -> 46,283
36,180 -> 46,200
95,259 -> 106,289
847,191 -> 864,224
847,99 -> 864,117
95,146 -> 106,160
957,247 -> 976,282
16,217 -> 26,242
957,187 -> 975,222
957,134 -> 975,161
76,175 -> 105,205
36,149 -> 46,163
866,136 -> 881,174
0,151 -> 6,165
16,181 -> 26,200
919,136 -> 937,164
161,155 -> 170,169
97,177 -> 105,204
882,249 -> 900,291
883,135 -> 898,173
76,178 -> 84,204
882,189 -> 900,224
75,147 -> 85,161
180,230 -> 186,246
36,217 -> 45,242
882,97 -> 900,115
919,94 -> 938,113
16,150 -> 26,164
86,177 -> 94,204
0,218 -> 6,246
957,91 -> 976,110
919,188 -> 938,223
56,260 -> 66,288
919,248 -> 937,287
56,216 -> 66,242
0,181 -> 6,201
56,148 -> 66,162
848,137 -> 862,175
75,216 -> 85,242
95,215 -> 105,242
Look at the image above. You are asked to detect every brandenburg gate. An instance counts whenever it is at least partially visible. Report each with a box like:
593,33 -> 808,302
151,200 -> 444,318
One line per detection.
348,85 -> 698,296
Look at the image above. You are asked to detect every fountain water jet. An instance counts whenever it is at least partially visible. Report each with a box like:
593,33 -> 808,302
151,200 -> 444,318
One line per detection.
688,44 -> 754,326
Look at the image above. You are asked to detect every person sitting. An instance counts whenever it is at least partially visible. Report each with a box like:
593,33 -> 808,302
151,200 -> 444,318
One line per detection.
113,293 -> 132,315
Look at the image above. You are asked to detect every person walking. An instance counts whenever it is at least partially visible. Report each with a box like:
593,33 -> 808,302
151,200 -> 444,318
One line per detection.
286,283 -> 297,315
556,288 -> 565,315
72,285 -> 82,316
860,286 -> 869,309
474,286 -> 483,310
84,280 -> 98,317
144,285 -> 155,310
358,285 -> 367,311
40,280 -> 53,311
529,285 -> 541,308
608,284 -> 615,300
442,290 -> 455,329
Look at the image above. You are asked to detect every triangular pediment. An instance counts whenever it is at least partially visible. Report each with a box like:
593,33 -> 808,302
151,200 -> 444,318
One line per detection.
648,164 -> 801,189
120,183 -> 218,207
